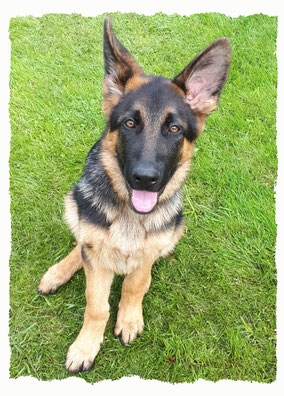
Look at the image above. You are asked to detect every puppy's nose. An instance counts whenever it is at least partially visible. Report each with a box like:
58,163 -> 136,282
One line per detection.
132,166 -> 159,190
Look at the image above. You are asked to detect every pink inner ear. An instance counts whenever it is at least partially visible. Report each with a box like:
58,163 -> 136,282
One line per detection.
185,75 -> 211,111
187,75 -> 205,99
178,38 -> 230,115
185,70 -> 218,113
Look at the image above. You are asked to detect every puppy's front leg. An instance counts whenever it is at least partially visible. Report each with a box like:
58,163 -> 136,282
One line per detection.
114,260 -> 153,345
65,259 -> 114,373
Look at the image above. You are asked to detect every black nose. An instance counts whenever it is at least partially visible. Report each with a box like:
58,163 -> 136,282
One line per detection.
132,166 -> 159,190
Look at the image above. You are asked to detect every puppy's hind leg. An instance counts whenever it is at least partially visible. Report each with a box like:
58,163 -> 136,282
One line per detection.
38,244 -> 83,295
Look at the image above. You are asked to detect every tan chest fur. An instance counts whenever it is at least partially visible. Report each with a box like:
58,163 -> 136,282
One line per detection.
64,192 -> 184,275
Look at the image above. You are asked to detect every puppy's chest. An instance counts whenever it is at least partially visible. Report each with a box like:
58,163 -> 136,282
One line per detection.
79,204 -> 180,275
106,210 -> 178,274
108,210 -> 149,255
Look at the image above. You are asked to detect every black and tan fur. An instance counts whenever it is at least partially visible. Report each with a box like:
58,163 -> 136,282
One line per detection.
38,17 -> 231,373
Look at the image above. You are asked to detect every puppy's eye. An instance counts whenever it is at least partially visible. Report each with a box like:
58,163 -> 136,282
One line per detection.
125,119 -> 135,128
169,125 -> 180,133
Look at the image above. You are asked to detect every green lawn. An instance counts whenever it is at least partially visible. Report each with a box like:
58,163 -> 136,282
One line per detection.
9,12 -> 277,383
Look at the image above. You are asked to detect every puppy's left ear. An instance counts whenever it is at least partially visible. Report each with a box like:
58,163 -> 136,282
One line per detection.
172,38 -> 231,133
103,17 -> 144,116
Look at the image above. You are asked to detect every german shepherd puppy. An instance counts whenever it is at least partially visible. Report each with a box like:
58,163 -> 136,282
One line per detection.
38,17 -> 231,373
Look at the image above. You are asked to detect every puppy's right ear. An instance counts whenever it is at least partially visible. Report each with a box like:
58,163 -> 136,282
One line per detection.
172,38 -> 231,135
103,17 -> 143,116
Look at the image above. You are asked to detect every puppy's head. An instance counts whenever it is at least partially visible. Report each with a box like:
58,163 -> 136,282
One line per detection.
101,17 -> 231,214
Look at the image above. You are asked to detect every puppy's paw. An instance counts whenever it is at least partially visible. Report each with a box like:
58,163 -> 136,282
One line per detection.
65,339 -> 100,374
38,269 -> 61,295
38,263 -> 69,295
114,308 -> 144,345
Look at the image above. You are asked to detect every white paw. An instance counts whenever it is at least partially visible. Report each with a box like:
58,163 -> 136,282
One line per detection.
38,268 -> 62,295
65,339 -> 101,373
114,314 -> 144,345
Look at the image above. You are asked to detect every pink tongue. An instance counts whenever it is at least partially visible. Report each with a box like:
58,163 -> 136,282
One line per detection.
131,190 -> 158,213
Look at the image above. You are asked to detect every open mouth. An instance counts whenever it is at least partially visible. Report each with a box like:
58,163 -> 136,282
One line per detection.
131,189 -> 158,214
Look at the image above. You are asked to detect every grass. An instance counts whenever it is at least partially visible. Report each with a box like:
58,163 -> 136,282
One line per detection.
9,12 -> 277,383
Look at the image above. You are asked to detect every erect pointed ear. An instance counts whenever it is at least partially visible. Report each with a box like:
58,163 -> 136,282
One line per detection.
102,17 -> 144,116
172,38 -> 231,131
